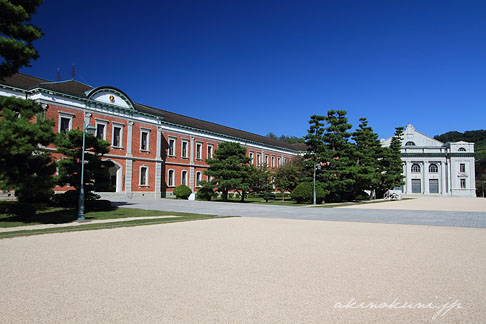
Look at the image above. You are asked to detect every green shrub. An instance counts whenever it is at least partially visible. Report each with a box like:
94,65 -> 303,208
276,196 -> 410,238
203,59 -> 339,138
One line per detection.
197,186 -> 216,201
50,190 -> 100,208
291,182 -> 327,204
86,199 -> 112,212
174,184 -> 192,199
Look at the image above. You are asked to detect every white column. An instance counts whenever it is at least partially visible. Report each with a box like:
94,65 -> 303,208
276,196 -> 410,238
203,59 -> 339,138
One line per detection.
125,121 -> 133,193
402,161 -> 407,193
189,136 -> 195,191
155,128 -> 163,197
440,161 -> 446,195
424,161 -> 429,194
406,161 -> 412,194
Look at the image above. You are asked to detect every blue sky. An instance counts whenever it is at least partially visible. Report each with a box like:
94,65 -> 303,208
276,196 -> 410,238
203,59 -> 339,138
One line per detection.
22,0 -> 486,139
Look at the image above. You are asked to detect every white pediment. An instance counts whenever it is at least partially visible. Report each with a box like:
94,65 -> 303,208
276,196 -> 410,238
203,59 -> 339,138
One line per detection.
381,124 -> 444,147
86,87 -> 134,110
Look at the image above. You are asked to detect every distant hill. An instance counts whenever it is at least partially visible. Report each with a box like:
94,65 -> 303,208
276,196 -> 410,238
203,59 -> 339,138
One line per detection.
434,130 -> 486,152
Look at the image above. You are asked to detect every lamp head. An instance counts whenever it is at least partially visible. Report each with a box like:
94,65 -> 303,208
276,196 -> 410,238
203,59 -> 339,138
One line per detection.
86,124 -> 96,136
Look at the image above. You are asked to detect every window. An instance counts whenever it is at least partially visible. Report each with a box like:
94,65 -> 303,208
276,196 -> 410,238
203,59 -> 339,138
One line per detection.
458,147 -> 466,152
460,163 -> 465,173
284,158 -> 288,165
140,166 -> 148,186
196,172 -> 202,187
265,155 -> 269,167
271,156 -> 275,168
181,170 -> 188,185
140,129 -> 150,151
59,114 -> 72,133
96,123 -> 106,140
429,164 -> 438,173
181,140 -> 188,158
405,141 -> 416,146
168,169 -> 175,187
207,144 -> 213,159
460,179 -> 466,189
196,143 -> 202,160
249,152 -> 254,165
112,125 -> 123,148
168,138 -> 176,156
411,163 -> 421,173
257,153 -> 261,167
429,179 -> 439,193
277,157 -> 281,167
411,179 -> 421,193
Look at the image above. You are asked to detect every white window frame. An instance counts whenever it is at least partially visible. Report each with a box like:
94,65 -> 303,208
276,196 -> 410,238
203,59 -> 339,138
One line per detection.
196,142 -> 203,160
257,153 -> 261,167
428,164 -> 438,173
168,137 -> 176,157
58,112 -> 74,134
265,154 -> 269,167
411,163 -> 421,173
181,140 -> 189,158
112,123 -> 124,148
460,178 -> 466,189
196,171 -> 202,187
95,119 -> 108,140
459,163 -> 466,173
207,144 -> 214,159
139,165 -> 149,187
168,169 -> 175,187
140,128 -> 151,152
181,170 -> 188,185
249,152 -> 254,165
271,156 -> 275,168
277,157 -> 281,167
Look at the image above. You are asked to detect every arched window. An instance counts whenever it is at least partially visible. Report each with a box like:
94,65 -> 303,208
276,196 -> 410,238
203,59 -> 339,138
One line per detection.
411,163 -> 421,173
405,141 -> 416,146
429,164 -> 438,173
168,169 -> 175,187
196,172 -> 202,187
458,147 -> 466,151
181,170 -> 188,185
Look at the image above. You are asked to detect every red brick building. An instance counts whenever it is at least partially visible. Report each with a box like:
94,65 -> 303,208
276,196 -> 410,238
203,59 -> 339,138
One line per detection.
1,73 -> 305,198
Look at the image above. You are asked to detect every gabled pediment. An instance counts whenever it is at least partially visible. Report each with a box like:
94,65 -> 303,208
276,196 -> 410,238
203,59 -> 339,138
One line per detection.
85,86 -> 135,110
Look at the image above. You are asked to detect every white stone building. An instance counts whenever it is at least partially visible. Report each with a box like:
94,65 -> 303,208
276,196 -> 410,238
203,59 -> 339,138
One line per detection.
381,124 -> 476,197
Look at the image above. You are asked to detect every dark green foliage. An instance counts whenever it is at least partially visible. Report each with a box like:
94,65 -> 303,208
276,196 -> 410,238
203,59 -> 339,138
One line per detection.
266,132 -> 305,144
291,182 -> 327,204
274,156 -> 307,200
55,130 -> 113,203
0,0 -> 44,79
173,184 -> 192,199
434,130 -> 486,151
351,118 -> 384,199
304,110 -> 357,202
204,142 -> 251,201
50,190 -> 99,208
197,185 -> 216,201
377,127 -> 405,195
0,97 -> 56,214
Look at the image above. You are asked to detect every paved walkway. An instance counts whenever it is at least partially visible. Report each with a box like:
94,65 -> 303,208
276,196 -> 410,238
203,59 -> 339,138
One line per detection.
111,198 -> 486,228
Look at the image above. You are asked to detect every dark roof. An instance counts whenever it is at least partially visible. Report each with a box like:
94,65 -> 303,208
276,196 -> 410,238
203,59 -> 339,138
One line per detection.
2,73 -> 305,152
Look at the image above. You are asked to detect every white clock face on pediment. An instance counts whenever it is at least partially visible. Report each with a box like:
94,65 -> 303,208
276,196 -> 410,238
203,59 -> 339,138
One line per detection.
86,88 -> 134,109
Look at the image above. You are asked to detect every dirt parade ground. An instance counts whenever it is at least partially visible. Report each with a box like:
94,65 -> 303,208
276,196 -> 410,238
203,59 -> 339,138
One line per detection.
1,212 -> 485,323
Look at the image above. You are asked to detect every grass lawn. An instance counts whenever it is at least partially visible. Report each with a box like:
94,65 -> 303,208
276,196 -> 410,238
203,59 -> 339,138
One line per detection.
0,205 -> 214,228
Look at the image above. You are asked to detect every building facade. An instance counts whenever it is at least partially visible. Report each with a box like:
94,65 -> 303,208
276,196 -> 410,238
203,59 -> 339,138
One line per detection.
0,73 -> 303,198
381,124 -> 476,197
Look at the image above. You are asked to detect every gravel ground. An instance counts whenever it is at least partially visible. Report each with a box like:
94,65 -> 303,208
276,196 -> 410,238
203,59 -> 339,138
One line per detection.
1,217 -> 485,324
337,197 -> 486,212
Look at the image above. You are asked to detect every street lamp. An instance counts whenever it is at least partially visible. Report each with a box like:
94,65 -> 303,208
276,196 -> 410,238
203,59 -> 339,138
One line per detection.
313,162 -> 322,205
77,120 -> 96,221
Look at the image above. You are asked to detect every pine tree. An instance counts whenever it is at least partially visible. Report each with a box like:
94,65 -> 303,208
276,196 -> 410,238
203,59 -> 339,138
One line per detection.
274,156 -> 306,200
0,97 -> 56,213
378,126 -> 405,195
55,130 -> 113,201
351,118 -> 383,199
305,110 -> 357,202
0,0 -> 44,79
204,142 -> 251,201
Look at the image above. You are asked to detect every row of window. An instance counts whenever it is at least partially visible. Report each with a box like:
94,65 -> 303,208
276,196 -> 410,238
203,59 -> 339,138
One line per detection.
167,138 -> 214,160
405,141 -> 467,152
248,152 -> 287,168
167,170 -> 209,187
411,178 -> 467,193
411,163 -> 466,173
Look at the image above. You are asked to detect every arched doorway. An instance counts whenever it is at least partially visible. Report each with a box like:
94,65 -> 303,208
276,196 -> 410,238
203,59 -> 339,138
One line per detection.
106,160 -> 123,193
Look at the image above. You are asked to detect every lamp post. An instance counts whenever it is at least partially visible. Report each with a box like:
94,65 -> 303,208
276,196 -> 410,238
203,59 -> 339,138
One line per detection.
313,162 -> 322,205
77,120 -> 96,221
